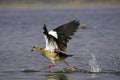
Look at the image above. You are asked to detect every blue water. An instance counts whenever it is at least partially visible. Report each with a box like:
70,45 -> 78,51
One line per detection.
0,6 -> 120,80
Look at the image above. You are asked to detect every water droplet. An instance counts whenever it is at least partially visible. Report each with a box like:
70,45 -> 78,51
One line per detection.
89,53 -> 101,72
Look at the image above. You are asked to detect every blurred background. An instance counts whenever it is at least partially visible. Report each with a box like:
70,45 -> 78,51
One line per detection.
0,0 -> 120,8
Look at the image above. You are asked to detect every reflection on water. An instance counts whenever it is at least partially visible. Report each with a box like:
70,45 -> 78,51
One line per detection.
46,73 -> 68,80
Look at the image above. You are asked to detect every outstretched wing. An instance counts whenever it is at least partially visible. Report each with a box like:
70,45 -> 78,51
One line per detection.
52,20 -> 80,51
43,20 -> 80,53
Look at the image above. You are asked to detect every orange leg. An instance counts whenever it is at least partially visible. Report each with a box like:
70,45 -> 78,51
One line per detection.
44,63 -> 55,69
64,60 -> 75,70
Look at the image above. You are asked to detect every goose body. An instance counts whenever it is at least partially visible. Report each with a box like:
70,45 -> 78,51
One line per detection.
31,45 -> 71,63
31,20 -> 80,69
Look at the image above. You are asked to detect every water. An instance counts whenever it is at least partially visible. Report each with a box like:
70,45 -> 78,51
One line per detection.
0,6 -> 120,80
89,53 -> 101,72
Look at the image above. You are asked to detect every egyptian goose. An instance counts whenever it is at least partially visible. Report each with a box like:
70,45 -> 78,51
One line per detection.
31,20 -> 80,70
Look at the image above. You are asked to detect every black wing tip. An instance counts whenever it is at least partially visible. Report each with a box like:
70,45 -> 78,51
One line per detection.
69,19 -> 80,32
72,19 -> 80,26
43,24 -> 48,34
43,24 -> 46,29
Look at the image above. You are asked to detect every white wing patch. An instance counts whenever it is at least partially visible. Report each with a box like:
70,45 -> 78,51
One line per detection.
48,40 -> 58,52
43,34 -> 49,50
49,30 -> 58,39
43,34 -> 58,53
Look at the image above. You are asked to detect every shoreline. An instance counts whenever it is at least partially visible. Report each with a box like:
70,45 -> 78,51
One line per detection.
0,2 -> 120,9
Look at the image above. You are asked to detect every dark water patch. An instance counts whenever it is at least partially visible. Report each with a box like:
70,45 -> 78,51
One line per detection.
21,68 -> 40,73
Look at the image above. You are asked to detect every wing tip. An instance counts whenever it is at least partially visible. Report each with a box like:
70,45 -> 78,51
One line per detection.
43,24 -> 48,34
73,19 -> 80,26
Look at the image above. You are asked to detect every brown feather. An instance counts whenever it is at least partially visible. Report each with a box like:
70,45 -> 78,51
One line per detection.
58,43 -> 67,51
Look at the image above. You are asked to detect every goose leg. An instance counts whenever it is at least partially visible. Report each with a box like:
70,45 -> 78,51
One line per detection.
44,61 -> 56,69
64,60 -> 75,71
44,63 -> 55,69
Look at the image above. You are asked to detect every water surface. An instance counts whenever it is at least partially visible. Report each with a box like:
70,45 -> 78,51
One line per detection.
0,7 -> 120,80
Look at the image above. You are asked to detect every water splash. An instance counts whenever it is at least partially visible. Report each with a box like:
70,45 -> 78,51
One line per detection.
89,53 -> 101,73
